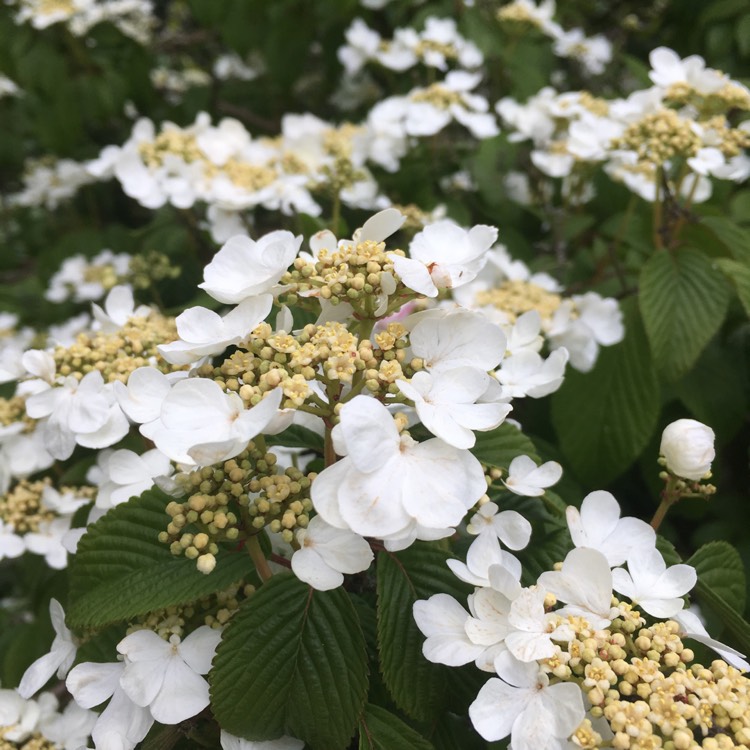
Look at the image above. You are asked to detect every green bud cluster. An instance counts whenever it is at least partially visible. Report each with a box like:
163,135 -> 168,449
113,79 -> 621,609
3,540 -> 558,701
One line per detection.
128,250 -> 181,290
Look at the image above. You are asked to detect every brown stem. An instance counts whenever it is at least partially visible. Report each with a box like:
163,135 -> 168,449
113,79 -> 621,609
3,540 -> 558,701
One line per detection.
246,535 -> 273,582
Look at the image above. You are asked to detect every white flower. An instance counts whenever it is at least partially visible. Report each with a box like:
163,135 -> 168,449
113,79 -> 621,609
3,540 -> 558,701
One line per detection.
117,626 -> 222,725
26,370 -> 129,460
0,691 -> 58,744
566,490 -> 656,567
396,367 -> 511,449
466,503 -> 532,551
90,448 -> 173,509
469,651 -> 585,747
158,295 -> 273,365
141,380 -> 282,466
409,309 -> 507,374
92,285 -> 151,332
24,517 -> 74,569
538,548 -> 616,630
18,599 -> 77,698
290,516 -> 373,590
612,547 -> 697,618
37,699 -> 97,750
447,532 -> 522,588
391,221 -> 497,298
66,660 -> 154,750
199,231 -> 303,304
0,519 -> 25,561
495,348 -> 568,399
413,594 -> 485,667
312,395 -> 485,542
503,455 -> 562,497
113,366 -> 173,425
659,419 -> 715,480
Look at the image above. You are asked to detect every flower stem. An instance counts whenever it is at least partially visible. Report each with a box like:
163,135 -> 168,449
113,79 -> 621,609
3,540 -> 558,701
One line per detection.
246,535 -> 273,582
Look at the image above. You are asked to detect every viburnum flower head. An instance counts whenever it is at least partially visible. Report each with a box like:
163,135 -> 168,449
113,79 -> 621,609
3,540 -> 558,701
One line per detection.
391,220 -> 498,298
199,230 -> 303,304
659,418 -> 715,481
503,455 -> 562,497
311,395 -> 486,542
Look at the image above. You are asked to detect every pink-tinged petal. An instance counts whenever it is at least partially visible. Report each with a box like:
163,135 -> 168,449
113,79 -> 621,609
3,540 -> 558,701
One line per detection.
178,626 -> 222,674
292,547 -> 343,590
149,657 -> 210,724
66,662 -> 122,708
469,677 -> 528,742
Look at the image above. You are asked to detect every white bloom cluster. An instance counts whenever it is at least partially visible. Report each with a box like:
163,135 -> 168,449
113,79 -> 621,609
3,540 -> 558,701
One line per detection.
0,75 -> 21,99
339,16 -> 483,76
414,490 -> 747,747
45,249 -> 132,303
497,47 -> 750,205
11,0 -> 156,44
9,157 -> 95,211
496,0 -> 612,75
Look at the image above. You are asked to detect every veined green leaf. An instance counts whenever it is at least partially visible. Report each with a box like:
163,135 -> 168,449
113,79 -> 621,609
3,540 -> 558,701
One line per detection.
358,704 -> 434,750
551,300 -> 659,486
688,541 -> 746,614
471,422 -> 539,468
210,573 -> 368,750
68,489 -> 254,629
639,247 -> 730,381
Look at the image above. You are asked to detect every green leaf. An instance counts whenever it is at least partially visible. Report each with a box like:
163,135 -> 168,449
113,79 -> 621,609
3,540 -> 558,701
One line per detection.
376,544 -> 471,722
639,248 -> 730,381
210,573 -> 368,750
688,541 -> 746,614
551,300 -> 660,486
68,490 -> 254,629
700,215 -> 750,262
715,258 -> 750,318
267,424 -> 324,454
471,423 -> 539,468
358,704 -> 434,750
692,582 -> 750,656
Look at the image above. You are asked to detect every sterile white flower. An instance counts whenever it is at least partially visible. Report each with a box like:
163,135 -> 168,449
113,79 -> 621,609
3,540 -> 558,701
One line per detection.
391,221 -> 497,297
199,231 -> 303,304
566,490 -> 656,567
495,348 -> 568,399
290,515 -> 373,590
503,455 -> 562,497
113,366 -> 173,425
312,395 -> 486,542
396,367 -> 511,449
466,503 -> 532,551
673,609 -> 750,672
469,651 -> 585,747
92,285 -> 151,332
447,531 -> 522,587
66,660 -> 154,750
612,547 -> 697,618
117,625 -> 222,725
413,594 -> 485,667
220,731 -> 304,750
18,599 -> 77,698
158,295 -> 273,365
538,548 -> 617,630
140,380 -> 283,466
90,448 -> 173,509
659,419 -> 715,481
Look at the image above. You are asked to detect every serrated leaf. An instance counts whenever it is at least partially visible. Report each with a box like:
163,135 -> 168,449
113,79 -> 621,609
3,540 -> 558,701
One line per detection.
517,526 -> 570,585
715,258 -> 750,318
700,215 -> 750,262
377,544 -> 471,722
639,248 -> 730,381
210,573 -> 368,750
693,582 -> 750,656
68,489 -> 254,628
551,300 -> 659,486
358,704 -> 434,750
688,541 -> 746,614
471,423 -> 539,468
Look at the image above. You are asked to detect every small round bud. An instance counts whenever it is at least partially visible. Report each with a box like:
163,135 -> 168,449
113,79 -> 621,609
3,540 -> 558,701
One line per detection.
659,419 -> 715,480
196,553 -> 216,574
